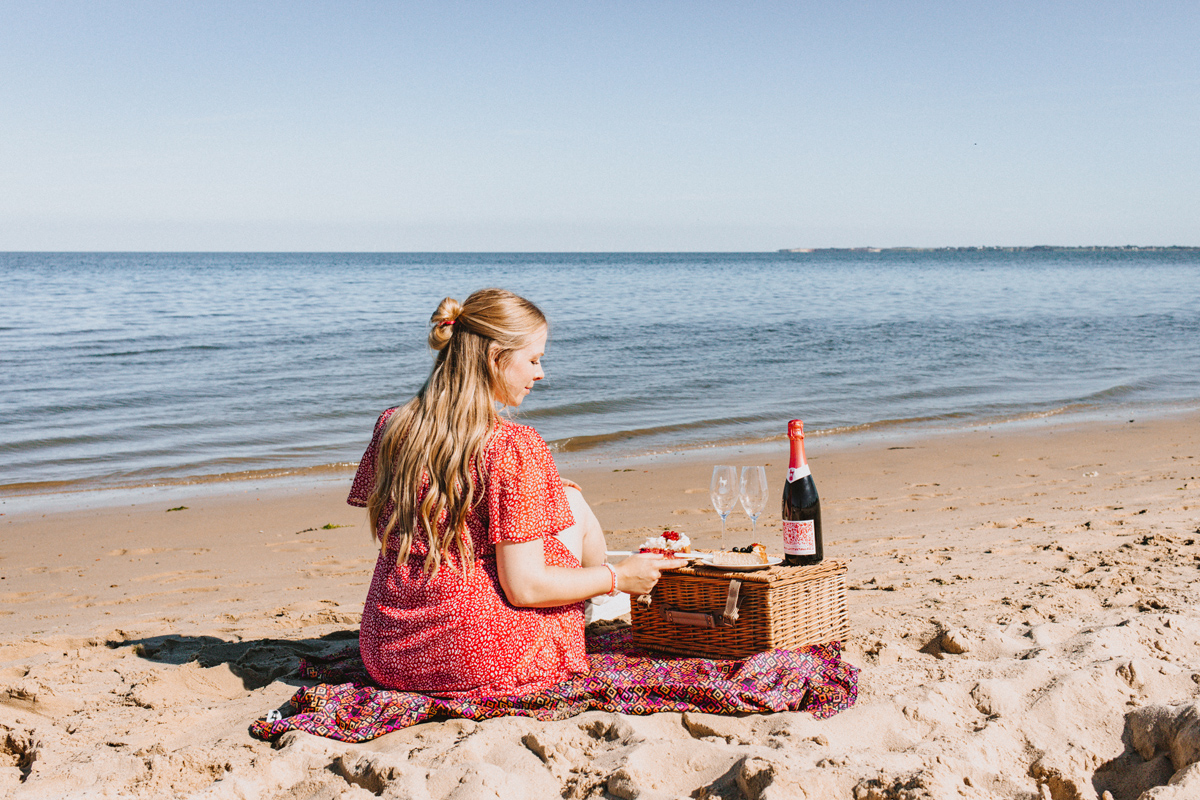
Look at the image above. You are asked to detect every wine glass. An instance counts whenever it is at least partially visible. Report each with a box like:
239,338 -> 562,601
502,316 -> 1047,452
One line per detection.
739,466 -> 768,535
710,465 -> 739,539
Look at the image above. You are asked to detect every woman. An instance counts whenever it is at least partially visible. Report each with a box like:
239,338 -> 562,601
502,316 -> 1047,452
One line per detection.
348,288 -> 677,697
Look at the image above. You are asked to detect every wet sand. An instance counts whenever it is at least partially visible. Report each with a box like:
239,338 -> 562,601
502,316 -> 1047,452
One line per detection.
2,411 -> 1199,799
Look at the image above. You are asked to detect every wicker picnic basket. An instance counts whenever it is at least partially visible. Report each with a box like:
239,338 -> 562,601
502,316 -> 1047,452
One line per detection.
629,558 -> 849,659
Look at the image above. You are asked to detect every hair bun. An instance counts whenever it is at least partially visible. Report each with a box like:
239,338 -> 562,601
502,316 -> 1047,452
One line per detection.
428,297 -> 463,350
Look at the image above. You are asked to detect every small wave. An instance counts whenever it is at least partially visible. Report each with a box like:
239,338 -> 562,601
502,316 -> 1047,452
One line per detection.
0,478 -> 83,494
0,461 -> 361,498
517,397 -> 646,419
85,343 -> 230,358
1078,380 -> 1161,402
42,327 -> 127,337
545,412 -> 781,453
546,405 -> 1107,458
808,412 -> 975,438
995,404 -> 1097,423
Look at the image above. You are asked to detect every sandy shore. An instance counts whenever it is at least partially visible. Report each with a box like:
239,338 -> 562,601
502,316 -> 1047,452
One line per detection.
2,411 -> 1199,799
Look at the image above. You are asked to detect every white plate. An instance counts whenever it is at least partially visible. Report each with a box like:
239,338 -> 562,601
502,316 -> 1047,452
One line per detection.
610,550 -> 707,561
698,554 -> 782,571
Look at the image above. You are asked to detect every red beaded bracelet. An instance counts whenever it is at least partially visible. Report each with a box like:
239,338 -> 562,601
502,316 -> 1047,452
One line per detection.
602,563 -> 619,596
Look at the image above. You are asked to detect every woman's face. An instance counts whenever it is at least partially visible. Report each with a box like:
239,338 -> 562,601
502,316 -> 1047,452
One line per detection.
494,326 -> 547,407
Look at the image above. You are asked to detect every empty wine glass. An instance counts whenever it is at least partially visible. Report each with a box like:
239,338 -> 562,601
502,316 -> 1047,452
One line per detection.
710,465 -> 739,539
739,466 -> 768,535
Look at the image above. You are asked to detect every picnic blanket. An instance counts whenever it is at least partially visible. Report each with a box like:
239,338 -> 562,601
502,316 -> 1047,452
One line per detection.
250,628 -> 857,742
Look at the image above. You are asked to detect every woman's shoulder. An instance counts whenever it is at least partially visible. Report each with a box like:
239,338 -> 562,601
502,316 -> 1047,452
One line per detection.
490,417 -> 549,446
366,406 -> 401,437
348,407 -> 401,508
487,419 -> 555,463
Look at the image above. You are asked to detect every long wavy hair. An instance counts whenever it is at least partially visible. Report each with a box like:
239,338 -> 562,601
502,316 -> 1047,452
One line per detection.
367,288 -> 548,575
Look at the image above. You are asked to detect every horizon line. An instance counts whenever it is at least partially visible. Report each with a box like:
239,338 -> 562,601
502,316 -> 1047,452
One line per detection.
3,244 -> 1199,255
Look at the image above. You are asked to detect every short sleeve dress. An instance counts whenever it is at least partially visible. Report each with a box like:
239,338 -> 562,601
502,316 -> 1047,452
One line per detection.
347,408 -> 587,698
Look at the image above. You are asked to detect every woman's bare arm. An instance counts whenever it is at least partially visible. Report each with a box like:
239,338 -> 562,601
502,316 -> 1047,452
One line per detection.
495,539 -> 680,608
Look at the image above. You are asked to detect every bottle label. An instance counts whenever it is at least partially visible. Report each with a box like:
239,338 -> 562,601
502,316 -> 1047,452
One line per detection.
783,520 -> 816,555
787,465 -> 811,482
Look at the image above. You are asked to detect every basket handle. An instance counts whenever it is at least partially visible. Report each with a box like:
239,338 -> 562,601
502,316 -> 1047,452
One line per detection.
658,579 -> 743,628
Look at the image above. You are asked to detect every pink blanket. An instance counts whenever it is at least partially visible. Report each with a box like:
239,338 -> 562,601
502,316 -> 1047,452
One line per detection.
251,628 -> 857,743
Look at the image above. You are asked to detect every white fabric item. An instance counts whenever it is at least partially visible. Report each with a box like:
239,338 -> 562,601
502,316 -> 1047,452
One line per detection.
584,590 -> 631,623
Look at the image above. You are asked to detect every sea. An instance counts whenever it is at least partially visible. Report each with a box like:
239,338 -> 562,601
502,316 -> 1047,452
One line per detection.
3,250 -> 1200,497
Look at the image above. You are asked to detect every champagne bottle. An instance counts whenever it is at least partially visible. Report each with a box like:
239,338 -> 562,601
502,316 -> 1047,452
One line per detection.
782,419 -> 823,566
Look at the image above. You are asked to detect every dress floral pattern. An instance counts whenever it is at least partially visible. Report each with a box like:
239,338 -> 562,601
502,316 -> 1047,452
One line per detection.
348,409 -> 583,698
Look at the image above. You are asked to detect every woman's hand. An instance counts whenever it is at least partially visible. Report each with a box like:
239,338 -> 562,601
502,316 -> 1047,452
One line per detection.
613,553 -> 684,596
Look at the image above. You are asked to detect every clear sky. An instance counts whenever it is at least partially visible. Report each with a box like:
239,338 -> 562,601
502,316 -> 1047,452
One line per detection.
2,1 -> 1197,251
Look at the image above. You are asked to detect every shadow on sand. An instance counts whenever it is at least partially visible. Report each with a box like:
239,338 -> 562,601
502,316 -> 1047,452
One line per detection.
111,629 -> 360,690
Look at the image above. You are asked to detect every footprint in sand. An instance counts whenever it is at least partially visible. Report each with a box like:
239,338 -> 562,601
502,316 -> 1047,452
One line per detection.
129,661 -> 251,710
89,585 -> 221,608
107,548 -> 171,557
300,557 -> 372,579
264,539 -> 332,553
131,570 -> 213,585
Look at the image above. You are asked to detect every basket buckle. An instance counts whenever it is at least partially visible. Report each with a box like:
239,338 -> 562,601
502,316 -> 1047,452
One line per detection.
721,579 -> 742,625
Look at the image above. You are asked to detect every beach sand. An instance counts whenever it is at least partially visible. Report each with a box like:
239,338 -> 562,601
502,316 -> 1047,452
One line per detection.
2,412 -> 1199,799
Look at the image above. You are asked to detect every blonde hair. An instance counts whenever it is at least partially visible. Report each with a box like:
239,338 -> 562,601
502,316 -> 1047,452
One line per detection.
368,288 -> 548,575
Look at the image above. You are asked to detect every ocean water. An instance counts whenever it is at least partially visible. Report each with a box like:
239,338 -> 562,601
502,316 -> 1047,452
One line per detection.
3,250 -> 1200,493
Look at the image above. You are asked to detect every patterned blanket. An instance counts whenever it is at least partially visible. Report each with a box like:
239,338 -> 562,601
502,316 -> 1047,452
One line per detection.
250,628 -> 857,742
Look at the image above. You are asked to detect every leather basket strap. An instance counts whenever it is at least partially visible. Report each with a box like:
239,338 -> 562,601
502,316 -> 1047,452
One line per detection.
657,579 -> 743,628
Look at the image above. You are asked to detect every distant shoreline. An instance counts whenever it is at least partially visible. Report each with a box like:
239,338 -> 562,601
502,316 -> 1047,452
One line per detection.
778,245 -> 1200,253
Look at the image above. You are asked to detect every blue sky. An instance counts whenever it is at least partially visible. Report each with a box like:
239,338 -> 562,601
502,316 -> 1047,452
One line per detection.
2,1 -> 1197,250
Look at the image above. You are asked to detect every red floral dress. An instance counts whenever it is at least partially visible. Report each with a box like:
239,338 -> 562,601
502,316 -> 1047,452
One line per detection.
348,409 -> 586,698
